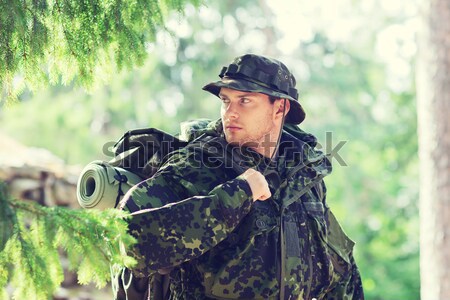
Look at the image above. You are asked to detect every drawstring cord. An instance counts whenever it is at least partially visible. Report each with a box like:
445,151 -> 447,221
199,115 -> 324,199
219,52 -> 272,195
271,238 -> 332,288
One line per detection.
260,99 -> 287,300
261,99 -> 287,177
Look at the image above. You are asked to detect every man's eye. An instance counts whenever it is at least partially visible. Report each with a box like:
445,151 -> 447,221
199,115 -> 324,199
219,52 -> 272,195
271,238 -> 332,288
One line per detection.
241,98 -> 251,103
221,98 -> 230,103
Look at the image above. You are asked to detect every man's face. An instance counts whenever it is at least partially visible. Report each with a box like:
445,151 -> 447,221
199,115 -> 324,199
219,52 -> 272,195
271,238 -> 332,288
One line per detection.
219,87 -> 277,149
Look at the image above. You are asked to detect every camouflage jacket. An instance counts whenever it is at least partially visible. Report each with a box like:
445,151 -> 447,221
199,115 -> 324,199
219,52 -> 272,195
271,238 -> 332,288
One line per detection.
121,119 -> 364,300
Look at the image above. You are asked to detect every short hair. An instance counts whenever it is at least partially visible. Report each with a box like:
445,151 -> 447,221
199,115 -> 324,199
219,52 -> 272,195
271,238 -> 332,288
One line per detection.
268,95 -> 279,104
268,96 -> 289,103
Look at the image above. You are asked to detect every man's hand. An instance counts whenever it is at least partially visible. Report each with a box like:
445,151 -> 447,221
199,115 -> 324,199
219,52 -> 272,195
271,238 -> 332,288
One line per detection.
241,169 -> 271,201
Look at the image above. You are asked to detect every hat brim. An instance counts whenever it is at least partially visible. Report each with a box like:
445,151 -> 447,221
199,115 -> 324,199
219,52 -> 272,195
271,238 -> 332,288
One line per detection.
202,78 -> 305,124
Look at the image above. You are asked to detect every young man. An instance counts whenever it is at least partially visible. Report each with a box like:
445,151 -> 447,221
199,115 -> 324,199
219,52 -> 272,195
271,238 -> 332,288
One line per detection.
118,54 -> 364,299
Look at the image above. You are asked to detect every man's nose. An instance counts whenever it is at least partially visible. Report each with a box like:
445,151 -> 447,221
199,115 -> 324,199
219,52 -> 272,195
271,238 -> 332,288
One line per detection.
223,102 -> 239,119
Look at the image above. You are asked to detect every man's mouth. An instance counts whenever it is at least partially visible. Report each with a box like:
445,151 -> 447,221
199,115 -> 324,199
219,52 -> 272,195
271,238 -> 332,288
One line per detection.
225,125 -> 242,131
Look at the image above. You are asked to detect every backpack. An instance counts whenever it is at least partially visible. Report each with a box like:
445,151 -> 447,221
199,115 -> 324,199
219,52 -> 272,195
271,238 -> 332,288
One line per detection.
109,119 -> 242,300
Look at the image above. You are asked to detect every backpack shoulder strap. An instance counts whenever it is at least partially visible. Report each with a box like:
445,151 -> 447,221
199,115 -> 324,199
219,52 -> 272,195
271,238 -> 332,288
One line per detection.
109,128 -> 187,179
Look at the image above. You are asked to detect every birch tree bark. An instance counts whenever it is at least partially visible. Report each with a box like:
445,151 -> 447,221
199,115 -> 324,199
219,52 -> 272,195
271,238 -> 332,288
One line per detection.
416,0 -> 450,298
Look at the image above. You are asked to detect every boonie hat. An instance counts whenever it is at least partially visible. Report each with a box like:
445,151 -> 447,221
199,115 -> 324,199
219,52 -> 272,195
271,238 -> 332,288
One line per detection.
202,54 -> 305,124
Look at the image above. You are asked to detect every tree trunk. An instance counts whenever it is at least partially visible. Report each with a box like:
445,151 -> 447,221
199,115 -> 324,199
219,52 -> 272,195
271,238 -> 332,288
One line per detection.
416,0 -> 450,298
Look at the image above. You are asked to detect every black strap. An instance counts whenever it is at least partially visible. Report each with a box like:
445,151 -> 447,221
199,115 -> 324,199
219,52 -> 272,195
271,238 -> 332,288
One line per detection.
113,169 -> 128,209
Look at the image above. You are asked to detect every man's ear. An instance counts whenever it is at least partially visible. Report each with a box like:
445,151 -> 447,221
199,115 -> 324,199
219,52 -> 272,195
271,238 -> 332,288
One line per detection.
275,99 -> 290,119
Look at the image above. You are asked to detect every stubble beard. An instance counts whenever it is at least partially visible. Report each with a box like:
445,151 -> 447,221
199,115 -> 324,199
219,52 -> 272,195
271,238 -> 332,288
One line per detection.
226,114 -> 277,156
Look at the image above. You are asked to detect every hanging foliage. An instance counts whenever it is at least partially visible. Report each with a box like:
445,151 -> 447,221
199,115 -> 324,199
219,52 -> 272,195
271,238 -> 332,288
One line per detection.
0,182 -> 136,299
0,0 -> 202,102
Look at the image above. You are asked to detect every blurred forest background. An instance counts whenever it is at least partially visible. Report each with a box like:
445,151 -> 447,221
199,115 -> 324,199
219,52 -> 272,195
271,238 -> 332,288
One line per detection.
0,0 -> 421,299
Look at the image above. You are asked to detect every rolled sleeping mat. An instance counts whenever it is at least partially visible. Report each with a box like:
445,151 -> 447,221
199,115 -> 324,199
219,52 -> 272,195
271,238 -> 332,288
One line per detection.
77,160 -> 142,210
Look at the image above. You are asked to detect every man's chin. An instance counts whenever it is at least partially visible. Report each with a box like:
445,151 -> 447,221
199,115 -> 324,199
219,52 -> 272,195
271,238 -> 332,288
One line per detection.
225,138 -> 259,149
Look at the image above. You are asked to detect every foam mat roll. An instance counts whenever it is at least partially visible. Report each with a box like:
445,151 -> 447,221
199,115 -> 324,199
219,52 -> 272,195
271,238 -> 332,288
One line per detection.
76,160 -> 142,209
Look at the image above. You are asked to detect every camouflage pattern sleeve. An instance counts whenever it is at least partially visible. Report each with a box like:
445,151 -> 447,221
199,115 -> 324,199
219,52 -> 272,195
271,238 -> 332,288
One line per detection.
308,177 -> 363,299
122,167 -> 254,277
323,209 -> 365,299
